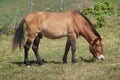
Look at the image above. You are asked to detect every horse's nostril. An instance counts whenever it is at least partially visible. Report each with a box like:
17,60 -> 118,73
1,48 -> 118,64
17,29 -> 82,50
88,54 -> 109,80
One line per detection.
100,57 -> 104,60
97,55 -> 105,60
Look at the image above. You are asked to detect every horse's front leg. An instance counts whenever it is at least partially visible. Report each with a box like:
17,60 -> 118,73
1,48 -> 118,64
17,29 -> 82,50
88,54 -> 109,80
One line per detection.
62,38 -> 71,63
32,33 -> 43,65
70,33 -> 76,63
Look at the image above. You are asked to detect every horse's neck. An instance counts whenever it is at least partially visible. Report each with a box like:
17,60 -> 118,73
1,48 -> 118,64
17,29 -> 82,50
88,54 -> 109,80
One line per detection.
77,13 -> 99,44
81,29 -> 97,44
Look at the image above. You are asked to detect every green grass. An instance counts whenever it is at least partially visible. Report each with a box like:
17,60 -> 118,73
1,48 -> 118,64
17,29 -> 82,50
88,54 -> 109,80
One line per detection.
0,0 -> 120,80
0,23 -> 120,80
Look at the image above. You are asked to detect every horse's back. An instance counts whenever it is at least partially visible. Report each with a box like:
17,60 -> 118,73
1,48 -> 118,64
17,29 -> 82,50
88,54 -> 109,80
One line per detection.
25,11 -> 79,39
39,11 -> 76,39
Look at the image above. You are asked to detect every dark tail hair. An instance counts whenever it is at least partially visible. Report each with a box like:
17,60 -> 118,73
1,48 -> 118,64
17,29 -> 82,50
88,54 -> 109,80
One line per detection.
12,18 -> 25,50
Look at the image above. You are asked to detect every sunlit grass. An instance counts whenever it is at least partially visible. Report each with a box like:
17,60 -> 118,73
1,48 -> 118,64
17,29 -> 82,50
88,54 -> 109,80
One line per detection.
0,24 -> 120,80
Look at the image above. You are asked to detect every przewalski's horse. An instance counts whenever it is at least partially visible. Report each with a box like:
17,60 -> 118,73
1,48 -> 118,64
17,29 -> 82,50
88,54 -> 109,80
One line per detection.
12,10 -> 105,66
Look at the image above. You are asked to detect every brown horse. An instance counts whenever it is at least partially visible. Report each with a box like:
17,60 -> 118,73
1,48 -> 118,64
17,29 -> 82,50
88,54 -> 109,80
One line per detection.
13,10 -> 105,66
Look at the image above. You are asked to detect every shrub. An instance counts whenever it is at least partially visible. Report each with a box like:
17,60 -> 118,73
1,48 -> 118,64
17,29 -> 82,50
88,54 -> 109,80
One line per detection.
83,0 -> 114,28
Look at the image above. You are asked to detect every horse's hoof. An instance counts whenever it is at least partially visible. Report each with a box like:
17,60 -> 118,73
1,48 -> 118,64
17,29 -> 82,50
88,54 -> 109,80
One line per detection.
38,62 -> 44,66
26,65 -> 31,68
62,59 -> 67,63
72,60 -> 77,63
63,61 -> 67,64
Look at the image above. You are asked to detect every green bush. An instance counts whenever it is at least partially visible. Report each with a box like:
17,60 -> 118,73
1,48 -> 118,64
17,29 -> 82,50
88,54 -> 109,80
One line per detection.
83,0 -> 114,27
96,15 -> 105,28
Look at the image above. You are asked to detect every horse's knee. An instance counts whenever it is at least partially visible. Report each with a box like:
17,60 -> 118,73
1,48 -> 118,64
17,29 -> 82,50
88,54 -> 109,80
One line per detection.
32,45 -> 38,51
71,44 -> 76,52
70,38 -> 76,52
24,43 -> 30,50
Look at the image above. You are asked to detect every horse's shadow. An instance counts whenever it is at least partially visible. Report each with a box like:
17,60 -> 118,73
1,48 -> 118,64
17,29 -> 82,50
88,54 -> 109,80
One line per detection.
12,57 -> 96,66
11,59 -> 62,66
80,57 -> 96,63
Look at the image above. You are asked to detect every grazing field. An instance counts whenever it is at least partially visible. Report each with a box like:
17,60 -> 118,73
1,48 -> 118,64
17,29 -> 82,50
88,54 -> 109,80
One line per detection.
0,0 -> 120,80
0,20 -> 120,80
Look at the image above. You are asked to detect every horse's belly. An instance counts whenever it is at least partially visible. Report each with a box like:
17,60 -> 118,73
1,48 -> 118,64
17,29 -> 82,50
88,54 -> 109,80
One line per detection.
40,20 -> 69,39
41,29 -> 67,39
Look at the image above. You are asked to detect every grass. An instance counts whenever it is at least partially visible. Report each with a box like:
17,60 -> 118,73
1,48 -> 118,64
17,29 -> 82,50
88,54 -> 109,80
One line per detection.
0,23 -> 120,80
0,0 -> 120,80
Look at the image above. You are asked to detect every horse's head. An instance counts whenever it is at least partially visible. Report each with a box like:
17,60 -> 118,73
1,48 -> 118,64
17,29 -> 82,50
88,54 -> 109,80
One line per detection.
89,37 -> 105,60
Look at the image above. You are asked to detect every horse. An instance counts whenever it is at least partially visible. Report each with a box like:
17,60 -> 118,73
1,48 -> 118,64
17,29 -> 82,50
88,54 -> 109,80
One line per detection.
12,10 -> 105,66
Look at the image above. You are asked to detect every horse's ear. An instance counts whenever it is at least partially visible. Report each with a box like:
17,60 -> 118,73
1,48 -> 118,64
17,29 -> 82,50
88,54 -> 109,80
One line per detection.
91,38 -> 98,45
100,36 -> 104,45
100,36 -> 103,40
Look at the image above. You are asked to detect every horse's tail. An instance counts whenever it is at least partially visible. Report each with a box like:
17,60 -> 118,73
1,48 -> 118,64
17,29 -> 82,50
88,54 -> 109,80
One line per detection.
12,18 -> 26,51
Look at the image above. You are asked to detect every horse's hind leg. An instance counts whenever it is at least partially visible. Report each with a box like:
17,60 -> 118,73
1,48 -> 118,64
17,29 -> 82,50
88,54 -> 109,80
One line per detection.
62,38 -> 71,63
24,38 -> 32,66
32,33 -> 43,65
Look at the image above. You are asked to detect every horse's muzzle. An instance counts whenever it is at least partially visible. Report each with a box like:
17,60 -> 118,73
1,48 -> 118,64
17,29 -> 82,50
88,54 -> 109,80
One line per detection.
97,55 -> 105,60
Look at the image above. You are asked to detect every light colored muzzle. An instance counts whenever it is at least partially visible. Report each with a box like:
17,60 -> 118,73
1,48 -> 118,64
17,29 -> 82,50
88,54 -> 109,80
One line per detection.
97,55 -> 105,60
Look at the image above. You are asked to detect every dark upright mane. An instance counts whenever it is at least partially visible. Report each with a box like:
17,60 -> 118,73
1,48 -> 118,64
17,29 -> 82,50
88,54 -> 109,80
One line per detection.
75,10 -> 101,40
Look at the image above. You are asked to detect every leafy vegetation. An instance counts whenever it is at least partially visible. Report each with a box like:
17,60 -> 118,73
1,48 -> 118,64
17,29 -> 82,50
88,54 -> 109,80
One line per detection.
83,0 -> 115,27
